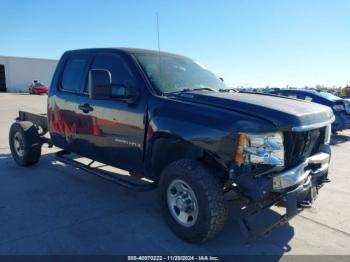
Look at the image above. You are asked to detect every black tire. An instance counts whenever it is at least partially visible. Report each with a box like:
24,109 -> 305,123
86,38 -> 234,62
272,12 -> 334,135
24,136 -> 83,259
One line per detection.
9,122 -> 42,166
159,159 -> 229,243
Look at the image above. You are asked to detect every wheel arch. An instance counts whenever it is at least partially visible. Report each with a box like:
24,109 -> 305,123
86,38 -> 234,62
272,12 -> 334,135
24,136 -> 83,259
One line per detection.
145,132 -> 228,184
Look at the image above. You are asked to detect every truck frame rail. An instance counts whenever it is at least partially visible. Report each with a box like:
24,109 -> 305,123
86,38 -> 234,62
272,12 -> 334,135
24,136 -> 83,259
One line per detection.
17,110 -> 48,134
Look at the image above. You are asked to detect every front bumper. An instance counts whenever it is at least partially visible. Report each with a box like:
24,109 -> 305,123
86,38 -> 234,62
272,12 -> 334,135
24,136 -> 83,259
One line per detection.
33,88 -> 48,94
332,112 -> 350,131
239,175 -> 326,240
272,148 -> 330,191
238,145 -> 331,240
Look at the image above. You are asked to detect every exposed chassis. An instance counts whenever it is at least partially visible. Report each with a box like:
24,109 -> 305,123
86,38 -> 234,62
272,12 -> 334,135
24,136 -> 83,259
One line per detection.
16,111 -> 154,191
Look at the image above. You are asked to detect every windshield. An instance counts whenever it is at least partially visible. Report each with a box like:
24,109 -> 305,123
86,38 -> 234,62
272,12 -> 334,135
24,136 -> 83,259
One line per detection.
311,90 -> 341,101
136,54 -> 226,93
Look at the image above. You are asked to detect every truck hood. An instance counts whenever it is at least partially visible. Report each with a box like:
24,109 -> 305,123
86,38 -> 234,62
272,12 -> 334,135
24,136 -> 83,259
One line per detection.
171,92 -> 334,131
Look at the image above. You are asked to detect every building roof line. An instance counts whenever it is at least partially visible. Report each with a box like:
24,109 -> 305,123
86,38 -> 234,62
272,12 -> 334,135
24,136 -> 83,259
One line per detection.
0,55 -> 58,62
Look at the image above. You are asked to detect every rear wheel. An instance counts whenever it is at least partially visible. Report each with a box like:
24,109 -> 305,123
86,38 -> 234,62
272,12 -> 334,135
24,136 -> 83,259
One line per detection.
159,159 -> 228,243
9,122 -> 42,166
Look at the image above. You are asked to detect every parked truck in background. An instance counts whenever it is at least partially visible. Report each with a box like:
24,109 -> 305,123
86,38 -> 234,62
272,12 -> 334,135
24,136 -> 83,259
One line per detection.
9,48 -> 334,243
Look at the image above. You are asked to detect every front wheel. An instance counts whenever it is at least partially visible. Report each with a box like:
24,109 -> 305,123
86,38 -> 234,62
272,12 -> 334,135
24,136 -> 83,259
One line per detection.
159,159 -> 228,243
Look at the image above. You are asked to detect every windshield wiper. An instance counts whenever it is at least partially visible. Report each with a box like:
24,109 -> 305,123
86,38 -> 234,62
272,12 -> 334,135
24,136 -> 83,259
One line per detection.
165,87 -> 217,95
219,88 -> 238,92
182,87 -> 217,92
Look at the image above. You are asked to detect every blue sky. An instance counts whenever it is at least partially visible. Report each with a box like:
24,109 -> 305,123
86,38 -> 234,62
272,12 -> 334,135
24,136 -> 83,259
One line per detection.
1,0 -> 349,88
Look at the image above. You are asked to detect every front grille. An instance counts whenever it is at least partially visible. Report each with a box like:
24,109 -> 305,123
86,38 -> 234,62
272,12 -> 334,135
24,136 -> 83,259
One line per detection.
283,127 -> 325,169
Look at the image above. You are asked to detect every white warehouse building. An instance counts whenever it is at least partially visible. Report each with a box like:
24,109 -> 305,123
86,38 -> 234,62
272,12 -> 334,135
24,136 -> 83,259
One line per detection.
0,56 -> 58,93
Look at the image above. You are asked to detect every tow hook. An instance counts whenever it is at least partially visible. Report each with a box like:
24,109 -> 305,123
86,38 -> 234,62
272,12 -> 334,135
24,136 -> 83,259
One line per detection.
321,178 -> 331,183
298,200 -> 313,208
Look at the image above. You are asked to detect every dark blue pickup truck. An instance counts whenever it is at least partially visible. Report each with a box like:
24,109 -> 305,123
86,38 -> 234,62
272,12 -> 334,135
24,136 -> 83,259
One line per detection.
9,48 -> 334,243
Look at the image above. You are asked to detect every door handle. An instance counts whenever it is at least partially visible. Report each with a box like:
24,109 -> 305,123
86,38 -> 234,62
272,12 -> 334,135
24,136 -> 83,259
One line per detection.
78,103 -> 94,113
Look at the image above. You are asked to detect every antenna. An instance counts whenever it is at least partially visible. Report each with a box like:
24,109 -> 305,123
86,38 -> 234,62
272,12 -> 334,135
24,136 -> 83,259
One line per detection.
156,12 -> 162,90
156,12 -> 161,54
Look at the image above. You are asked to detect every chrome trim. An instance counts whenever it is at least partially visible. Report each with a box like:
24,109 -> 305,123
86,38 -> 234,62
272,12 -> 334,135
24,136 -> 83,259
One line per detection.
324,124 -> 331,144
291,116 -> 335,132
272,151 -> 330,190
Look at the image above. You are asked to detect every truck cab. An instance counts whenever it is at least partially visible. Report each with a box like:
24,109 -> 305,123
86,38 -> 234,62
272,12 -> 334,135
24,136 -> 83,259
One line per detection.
10,48 -> 334,243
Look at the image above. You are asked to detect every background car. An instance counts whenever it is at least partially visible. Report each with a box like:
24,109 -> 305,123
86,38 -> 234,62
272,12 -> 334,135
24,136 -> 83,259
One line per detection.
28,80 -> 48,95
269,89 -> 350,133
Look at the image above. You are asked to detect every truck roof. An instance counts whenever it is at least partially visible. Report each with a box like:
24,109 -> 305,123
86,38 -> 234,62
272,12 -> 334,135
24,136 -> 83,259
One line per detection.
63,48 -> 191,60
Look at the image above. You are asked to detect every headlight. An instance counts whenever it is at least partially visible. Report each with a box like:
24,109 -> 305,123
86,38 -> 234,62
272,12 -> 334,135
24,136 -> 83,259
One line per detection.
235,132 -> 284,169
332,104 -> 345,111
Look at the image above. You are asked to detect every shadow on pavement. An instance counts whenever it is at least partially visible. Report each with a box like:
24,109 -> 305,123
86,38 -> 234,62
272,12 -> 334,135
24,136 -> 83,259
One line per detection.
0,151 -> 294,255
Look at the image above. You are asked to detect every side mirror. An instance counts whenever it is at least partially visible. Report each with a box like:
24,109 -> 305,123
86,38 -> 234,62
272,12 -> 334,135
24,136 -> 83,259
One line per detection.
88,69 -> 112,100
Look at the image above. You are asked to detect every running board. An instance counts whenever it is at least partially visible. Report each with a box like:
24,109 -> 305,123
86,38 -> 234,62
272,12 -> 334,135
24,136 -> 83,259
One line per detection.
55,151 -> 155,191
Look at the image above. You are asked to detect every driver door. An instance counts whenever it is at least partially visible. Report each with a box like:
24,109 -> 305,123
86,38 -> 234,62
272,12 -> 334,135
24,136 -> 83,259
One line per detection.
75,53 -> 147,175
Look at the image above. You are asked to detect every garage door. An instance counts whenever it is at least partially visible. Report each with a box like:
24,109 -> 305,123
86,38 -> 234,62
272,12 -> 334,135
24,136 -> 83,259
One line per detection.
0,65 -> 6,92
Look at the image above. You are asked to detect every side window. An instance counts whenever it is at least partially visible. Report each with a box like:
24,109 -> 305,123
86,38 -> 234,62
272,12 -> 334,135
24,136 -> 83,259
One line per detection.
276,92 -> 288,97
88,54 -> 133,94
305,96 -> 313,102
61,55 -> 89,92
286,93 -> 297,99
297,94 -> 313,102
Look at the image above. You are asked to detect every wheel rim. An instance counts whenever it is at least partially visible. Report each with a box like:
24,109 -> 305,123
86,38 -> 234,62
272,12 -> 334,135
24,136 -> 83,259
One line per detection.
13,132 -> 24,157
167,179 -> 199,227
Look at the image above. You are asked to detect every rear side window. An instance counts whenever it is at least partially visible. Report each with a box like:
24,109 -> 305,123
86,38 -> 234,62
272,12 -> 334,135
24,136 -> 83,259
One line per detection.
61,56 -> 89,92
